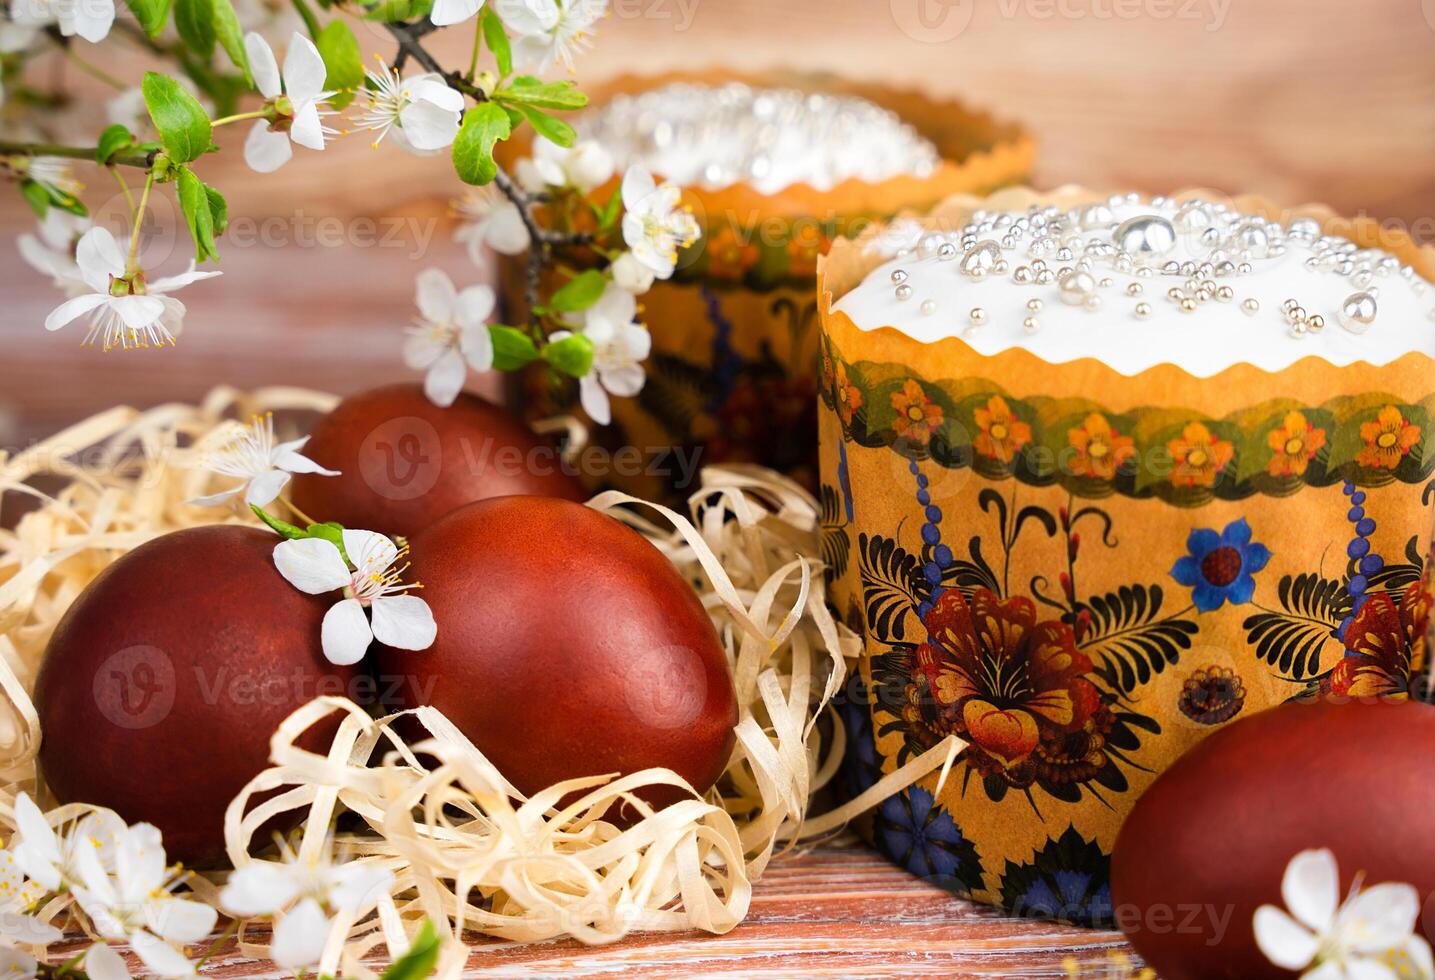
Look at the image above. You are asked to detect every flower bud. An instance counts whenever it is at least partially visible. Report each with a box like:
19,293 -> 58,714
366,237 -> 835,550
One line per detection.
563,141 -> 614,192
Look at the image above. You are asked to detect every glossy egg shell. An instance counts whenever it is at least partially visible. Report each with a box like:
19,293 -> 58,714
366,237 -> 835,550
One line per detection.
34,525 -> 358,865
1111,698 -> 1435,978
289,384 -> 586,539
374,495 -> 738,810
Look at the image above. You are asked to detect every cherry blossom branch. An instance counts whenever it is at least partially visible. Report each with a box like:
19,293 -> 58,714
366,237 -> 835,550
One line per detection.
382,19 -> 600,332
0,138 -> 156,169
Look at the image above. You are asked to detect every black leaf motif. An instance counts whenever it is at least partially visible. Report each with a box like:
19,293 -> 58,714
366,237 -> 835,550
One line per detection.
1365,535 -> 1424,595
942,535 -> 1002,596
635,353 -> 714,439
1241,573 -> 1347,678
1080,584 -> 1198,693
859,533 -> 921,643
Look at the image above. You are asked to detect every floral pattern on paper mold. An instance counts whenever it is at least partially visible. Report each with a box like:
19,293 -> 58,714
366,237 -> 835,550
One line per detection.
819,336 -> 1435,506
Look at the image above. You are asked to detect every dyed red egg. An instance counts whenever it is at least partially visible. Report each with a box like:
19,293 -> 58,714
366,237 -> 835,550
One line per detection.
34,525 -> 357,865
1111,698 -> 1435,978
374,495 -> 738,810
289,384 -> 586,539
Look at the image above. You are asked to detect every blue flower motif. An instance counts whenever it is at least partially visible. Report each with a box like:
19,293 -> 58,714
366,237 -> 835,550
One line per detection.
1170,517 -> 1271,612
878,786 -> 967,880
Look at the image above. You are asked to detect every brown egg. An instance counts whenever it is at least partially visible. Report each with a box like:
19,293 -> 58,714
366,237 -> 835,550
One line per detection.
35,525 -> 358,865
289,384 -> 585,540
1111,698 -> 1435,978
374,495 -> 738,811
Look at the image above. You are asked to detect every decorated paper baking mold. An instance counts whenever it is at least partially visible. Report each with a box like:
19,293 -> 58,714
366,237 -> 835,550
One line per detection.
818,186 -> 1435,924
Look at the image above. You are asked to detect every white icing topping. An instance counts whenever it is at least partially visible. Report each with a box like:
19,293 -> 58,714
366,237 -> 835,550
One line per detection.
576,82 -> 939,195
833,195 -> 1435,377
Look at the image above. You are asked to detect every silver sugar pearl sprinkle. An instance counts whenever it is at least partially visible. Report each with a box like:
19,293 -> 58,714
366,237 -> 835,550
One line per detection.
1114,214 -> 1178,260
1339,291 -> 1378,334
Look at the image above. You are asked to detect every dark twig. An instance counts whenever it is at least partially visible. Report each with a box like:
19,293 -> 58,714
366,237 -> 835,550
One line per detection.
0,139 -> 155,169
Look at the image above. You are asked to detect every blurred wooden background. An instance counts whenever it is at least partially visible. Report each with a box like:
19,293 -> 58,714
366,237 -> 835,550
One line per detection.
4,0 -> 1435,448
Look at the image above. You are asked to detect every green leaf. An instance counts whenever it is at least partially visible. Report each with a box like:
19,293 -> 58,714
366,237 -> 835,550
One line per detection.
481,8 -> 511,77
96,124 -> 137,165
549,269 -> 606,313
174,0 -> 216,59
204,182 -> 228,235
176,166 -> 218,263
494,76 -> 587,111
489,326 -> 539,371
362,0 -> 432,21
541,333 -> 594,378
315,20 -> 362,110
18,180 -> 50,219
251,504 -> 308,540
452,102 -> 511,186
305,522 -> 351,563
515,104 -> 574,148
143,71 -> 213,164
381,922 -> 441,980
209,0 -> 251,82
20,179 -> 86,218
596,186 -> 622,230
123,0 -> 173,39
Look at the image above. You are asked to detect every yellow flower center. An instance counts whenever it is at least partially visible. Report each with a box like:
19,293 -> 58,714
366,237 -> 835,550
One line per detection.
1088,439 -> 1109,459
990,423 -> 1009,440
1378,431 -> 1399,449
1187,448 -> 1209,467
908,405 -> 926,423
1284,437 -> 1305,456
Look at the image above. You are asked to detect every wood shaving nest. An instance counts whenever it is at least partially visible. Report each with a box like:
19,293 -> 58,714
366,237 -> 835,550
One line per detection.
0,388 -> 959,977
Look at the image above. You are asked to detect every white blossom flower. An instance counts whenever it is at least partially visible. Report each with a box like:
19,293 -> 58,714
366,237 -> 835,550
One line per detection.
243,31 -> 336,173
9,0 -> 113,43
498,0 -> 605,75
353,59 -> 463,154
43,227 -> 220,350
220,844 -> 392,970
454,186 -> 530,261
0,20 -> 41,54
189,413 -> 338,508
0,944 -> 38,979
0,848 -> 59,948
81,942 -> 131,980
610,251 -> 653,295
272,530 -> 436,666
620,165 -> 700,280
429,0 -> 483,28
403,269 -> 495,408
1255,848 -> 1434,979
23,158 -> 82,198
18,209 -> 90,296
552,283 -> 649,425
517,136 -> 612,193
70,821 -> 214,979
10,793 -> 125,895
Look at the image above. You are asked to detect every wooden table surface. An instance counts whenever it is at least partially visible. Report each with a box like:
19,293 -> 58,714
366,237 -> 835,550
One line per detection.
51,840 -> 1142,978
